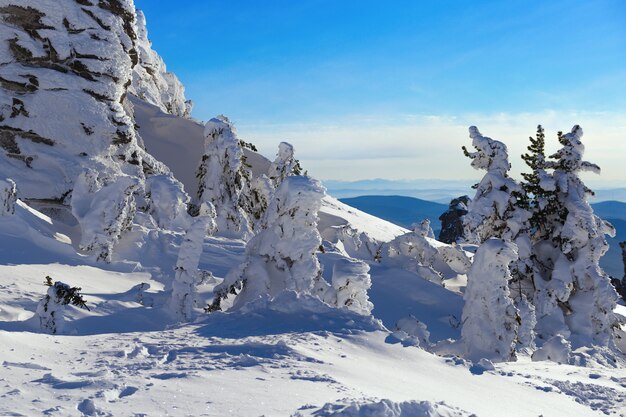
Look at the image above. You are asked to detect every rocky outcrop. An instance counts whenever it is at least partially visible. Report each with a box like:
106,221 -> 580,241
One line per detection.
129,10 -> 192,118
0,0 -> 189,259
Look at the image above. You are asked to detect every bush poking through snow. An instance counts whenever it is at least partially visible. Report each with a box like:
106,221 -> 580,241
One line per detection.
37,276 -> 89,334
0,178 -> 17,216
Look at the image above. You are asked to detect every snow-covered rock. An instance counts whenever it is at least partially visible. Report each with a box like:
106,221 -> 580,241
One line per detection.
129,9 -> 191,118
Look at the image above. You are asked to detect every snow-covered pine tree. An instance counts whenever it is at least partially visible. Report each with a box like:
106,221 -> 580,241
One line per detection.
438,196 -> 470,244
170,203 -> 216,321
196,116 -> 253,239
461,238 -> 520,362
208,176 -> 326,311
248,174 -> 273,229
462,126 -> 535,349
36,277 -> 89,334
323,258 -> 373,315
536,125 -> 618,348
0,178 -> 17,215
268,142 -> 302,188
71,170 -> 139,262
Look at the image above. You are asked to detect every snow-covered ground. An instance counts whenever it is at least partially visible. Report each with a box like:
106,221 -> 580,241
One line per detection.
1,200 -> 625,417
1,3 -> 625,416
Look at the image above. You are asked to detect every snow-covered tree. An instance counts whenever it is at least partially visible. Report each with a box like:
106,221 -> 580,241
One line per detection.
196,116 -> 253,240
268,142 -> 302,188
534,126 -> 618,347
170,203 -> 216,321
0,178 -> 17,216
36,277 -> 89,334
462,126 -> 530,245
71,170 -> 139,262
145,174 -> 190,231
438,196 -> 470,244
323,258 -> 373,315
208,176 -> 326,311
462,126 -> 535,346
248,174 -> 274,229
461,238 -> 520,362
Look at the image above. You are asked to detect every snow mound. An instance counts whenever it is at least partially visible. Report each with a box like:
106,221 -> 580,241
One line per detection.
308,399 -> 474,417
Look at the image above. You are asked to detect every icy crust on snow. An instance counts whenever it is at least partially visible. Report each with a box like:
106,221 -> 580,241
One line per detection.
309,399 -> 474,417
129,10 -> 191,118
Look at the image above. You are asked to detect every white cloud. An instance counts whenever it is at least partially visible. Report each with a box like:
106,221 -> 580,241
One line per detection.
236,111 -> 626,183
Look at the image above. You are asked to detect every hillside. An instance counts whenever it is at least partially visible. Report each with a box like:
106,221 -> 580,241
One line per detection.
0,3 -> 624,417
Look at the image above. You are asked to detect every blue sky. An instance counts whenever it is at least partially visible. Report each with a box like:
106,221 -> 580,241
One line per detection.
134,0 -> 626,182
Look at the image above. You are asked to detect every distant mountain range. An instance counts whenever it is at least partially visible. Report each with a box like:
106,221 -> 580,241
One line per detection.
327,179 -> 626,204
340,195 -> 626,278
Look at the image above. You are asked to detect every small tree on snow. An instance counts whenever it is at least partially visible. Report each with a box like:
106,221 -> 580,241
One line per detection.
196,116 -> 252,239
170,203 -> 217,321
208,176 -> 326,311
0,178 -> 17,216
36,277 -> 89,334
461,238 -> 520,362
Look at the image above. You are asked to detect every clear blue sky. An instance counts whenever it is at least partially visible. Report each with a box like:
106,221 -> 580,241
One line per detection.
134,0 -> 626,181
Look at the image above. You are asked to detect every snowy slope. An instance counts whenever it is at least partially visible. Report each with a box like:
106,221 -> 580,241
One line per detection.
0,260 -> 622,416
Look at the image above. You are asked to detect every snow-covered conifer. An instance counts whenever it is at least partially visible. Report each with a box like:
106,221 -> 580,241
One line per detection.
461,238 -> 520,362
462,126 -> 530,244
0,178 -> 17,216
462,126 -> 535,341
438,196 -> 470,244
145,174 -> 190,231
209,176 -> 326,310
71,170 -> 139,262
196,116 -> 252,239
170,203 -> 216,321
323,258 -> 373,315
535,126 -> 618,347
36,278 -> 88,334
268,142 -> 302,188
248,174 -> 273,229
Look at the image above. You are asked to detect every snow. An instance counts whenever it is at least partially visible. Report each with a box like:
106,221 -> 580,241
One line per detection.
0,3 -> 623,416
